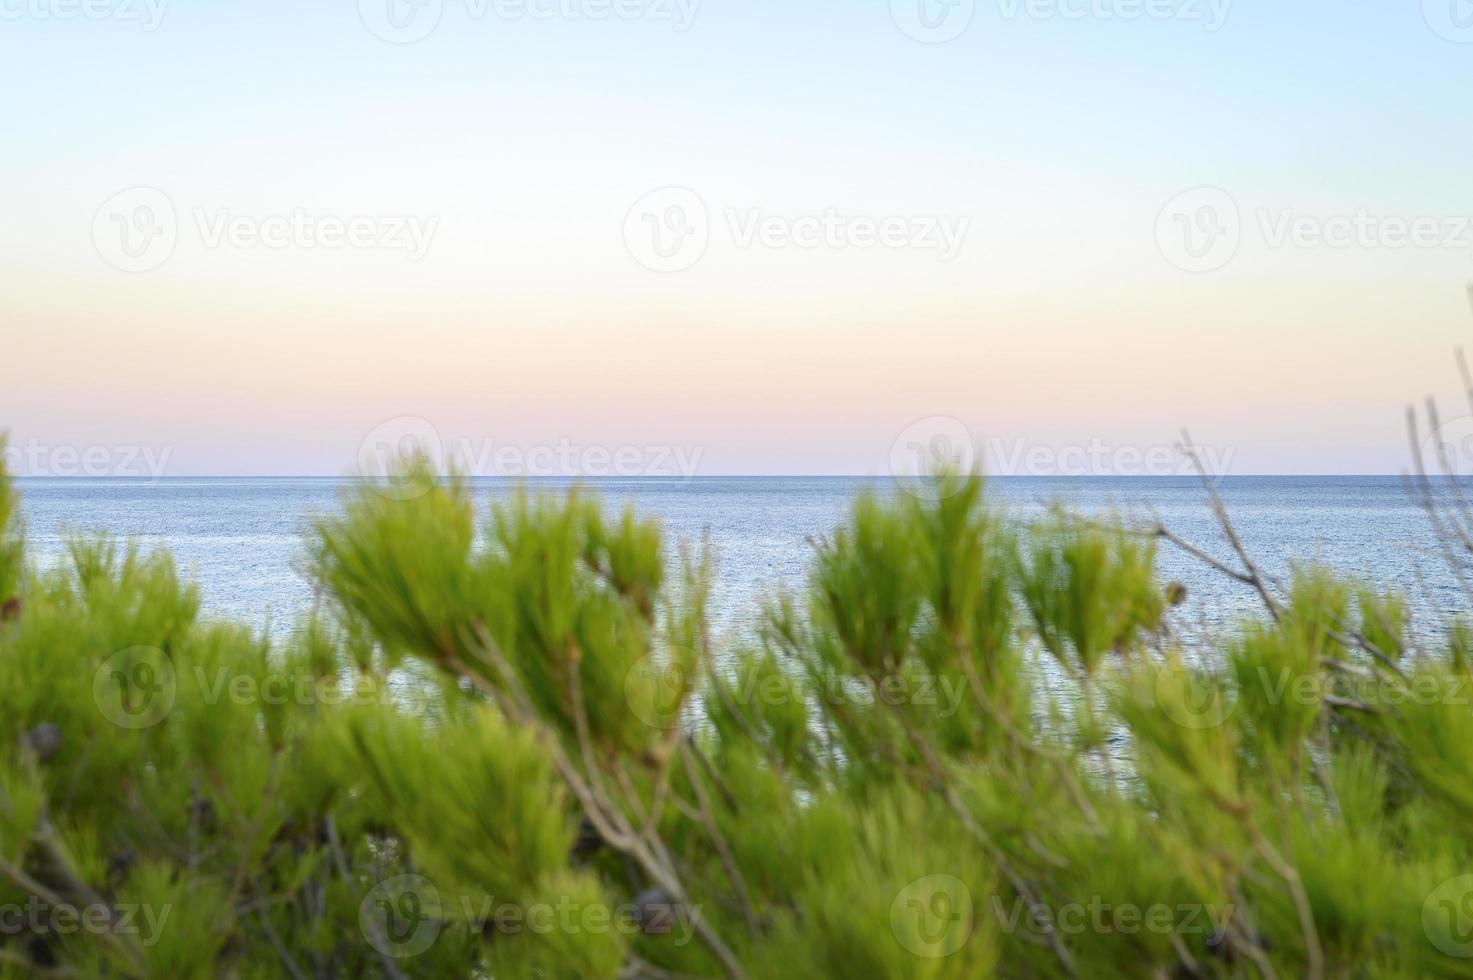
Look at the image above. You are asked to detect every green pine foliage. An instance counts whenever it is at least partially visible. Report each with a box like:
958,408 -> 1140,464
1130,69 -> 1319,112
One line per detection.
0,448 -> 1472,978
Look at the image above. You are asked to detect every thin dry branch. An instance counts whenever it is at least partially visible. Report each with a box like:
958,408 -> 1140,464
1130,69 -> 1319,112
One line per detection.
1179,431 -> 1282,623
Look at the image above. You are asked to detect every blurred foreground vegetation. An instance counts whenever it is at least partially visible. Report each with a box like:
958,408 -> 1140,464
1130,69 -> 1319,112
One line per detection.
0,444 -> 1471,978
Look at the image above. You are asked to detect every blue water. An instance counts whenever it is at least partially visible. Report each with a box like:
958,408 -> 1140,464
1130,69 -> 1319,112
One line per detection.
11,477 -> 1470,647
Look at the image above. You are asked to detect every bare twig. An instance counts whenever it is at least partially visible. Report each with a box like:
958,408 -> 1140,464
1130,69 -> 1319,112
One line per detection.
884,701 -> 1079,979
1179,431 -> 1282,623
456,628 -> 747,980
678,744 -> 762,937
256,899 -> 309,980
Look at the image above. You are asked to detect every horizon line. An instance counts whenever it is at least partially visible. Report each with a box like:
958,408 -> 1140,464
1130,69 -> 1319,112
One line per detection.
8,473 -> 1433,480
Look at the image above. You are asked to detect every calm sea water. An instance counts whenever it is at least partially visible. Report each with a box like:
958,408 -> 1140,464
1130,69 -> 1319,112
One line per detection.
12,477 -> 1471,647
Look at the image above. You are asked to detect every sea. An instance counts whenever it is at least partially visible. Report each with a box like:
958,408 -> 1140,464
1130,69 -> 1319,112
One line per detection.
12,476 -> 1472,650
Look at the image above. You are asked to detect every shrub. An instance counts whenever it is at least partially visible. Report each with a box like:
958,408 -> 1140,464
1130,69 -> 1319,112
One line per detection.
0,450 -> 1469,978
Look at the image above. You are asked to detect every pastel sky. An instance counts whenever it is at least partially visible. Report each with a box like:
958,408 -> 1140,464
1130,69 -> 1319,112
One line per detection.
5,0 -> 1473,477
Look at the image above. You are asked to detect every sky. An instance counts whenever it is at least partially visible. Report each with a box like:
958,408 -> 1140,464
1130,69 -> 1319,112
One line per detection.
4,0 -> 1473,478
